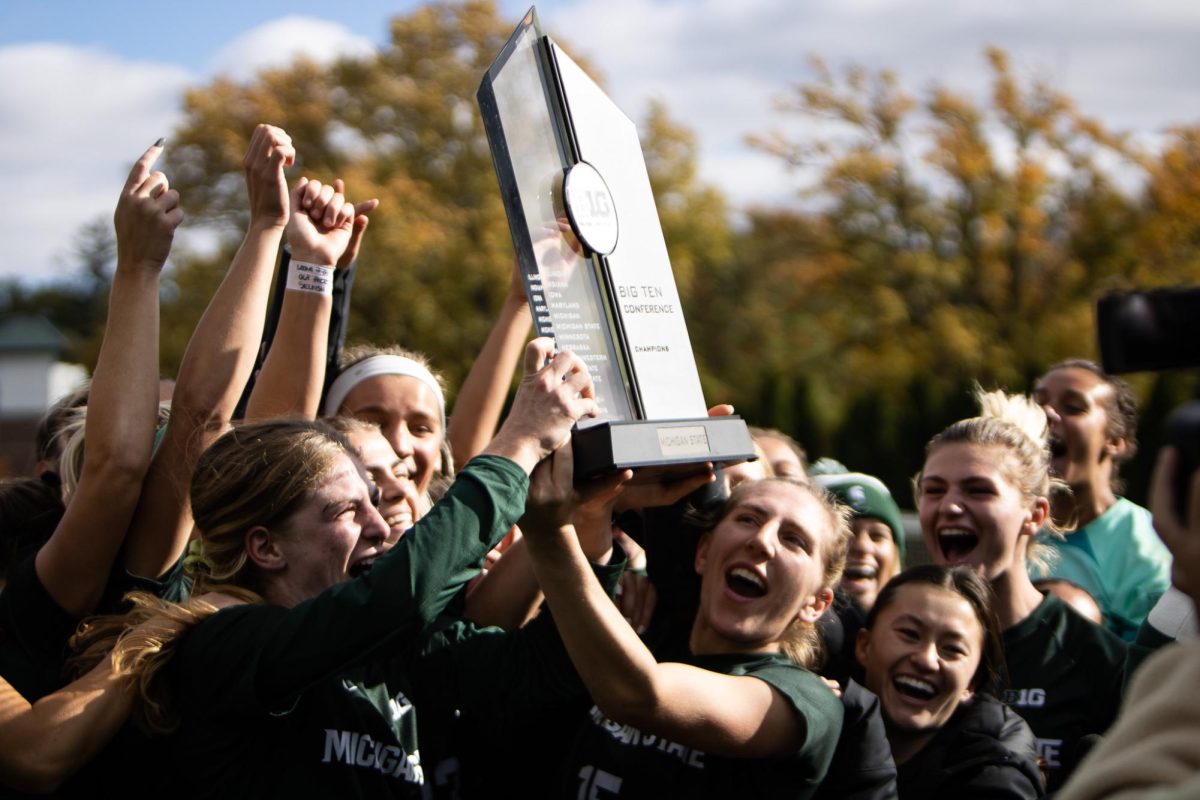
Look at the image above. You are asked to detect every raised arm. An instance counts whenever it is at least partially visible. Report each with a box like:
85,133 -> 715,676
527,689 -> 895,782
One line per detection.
121,125 -> 294,580
244,178 -> 377,420
185,339 -> 600,709
446,256 -> 533,466
463,466 -> 712,630
0,658 -> 131,794
520,449 -> 812,759
35,142 -> 174,616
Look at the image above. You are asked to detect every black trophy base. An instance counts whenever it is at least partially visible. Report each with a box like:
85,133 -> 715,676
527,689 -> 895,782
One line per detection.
572,416 -> 756,481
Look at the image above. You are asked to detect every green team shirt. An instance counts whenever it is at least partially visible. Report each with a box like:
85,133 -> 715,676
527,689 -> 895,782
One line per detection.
1002,593 -> 1126,793
415,557 -> 627,800
165,455 -> 527,800
0,544 -> 191,707
563,651 -> 843,800
1032,498 -> 1172,640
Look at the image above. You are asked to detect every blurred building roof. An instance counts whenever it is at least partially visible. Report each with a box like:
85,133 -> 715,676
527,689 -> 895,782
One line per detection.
0,315 -> 69,356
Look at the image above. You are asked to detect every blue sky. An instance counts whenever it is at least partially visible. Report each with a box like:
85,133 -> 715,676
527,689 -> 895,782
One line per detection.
0,1 -> 433,69
4,0 -> 1200,283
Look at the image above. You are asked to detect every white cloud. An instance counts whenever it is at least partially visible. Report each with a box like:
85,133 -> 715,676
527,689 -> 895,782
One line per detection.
208,15 -> 376,81
8,2 -> 1200,284
0,15 -> 376,283
0,43 -> 192,282
542,0 -> 1200,212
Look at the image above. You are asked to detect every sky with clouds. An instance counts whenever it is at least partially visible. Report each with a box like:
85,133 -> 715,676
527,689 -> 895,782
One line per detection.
3,0 -> 1200,283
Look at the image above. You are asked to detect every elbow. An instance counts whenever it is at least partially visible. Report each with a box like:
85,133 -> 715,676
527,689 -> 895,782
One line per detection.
594,679 -> 665,731
82,450 -> 151,492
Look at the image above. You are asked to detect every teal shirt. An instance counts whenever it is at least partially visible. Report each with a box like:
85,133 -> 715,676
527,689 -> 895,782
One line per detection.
1033,498 -> 1172,640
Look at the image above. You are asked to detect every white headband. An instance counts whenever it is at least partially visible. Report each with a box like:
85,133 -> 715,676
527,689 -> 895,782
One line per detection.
323,355 -> 447,430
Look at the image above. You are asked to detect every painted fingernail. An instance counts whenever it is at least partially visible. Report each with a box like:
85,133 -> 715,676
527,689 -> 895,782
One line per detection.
154,137 -> 165,147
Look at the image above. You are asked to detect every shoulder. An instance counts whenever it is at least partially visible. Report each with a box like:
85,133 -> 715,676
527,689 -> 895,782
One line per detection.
1049,595 -> 1128,662
1108,497 -> 1151,522
960,694 -> 1037,752
744,657 -> 844,751
176,604 -> 282,666
942,697 -> 1043,794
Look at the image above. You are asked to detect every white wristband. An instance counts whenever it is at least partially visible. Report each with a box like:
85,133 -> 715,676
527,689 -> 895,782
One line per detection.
287,259 -> 334,296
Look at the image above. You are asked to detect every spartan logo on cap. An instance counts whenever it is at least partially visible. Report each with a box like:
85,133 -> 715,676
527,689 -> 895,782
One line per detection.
847,485 -> 868,511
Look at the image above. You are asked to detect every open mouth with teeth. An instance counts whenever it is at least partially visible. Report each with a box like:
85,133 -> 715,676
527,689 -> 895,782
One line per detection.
843,563 -> 878,581
348,556 -> 379,579
937,529 -> 978,563
893,675 -> 936,702
725,566 -> 767,599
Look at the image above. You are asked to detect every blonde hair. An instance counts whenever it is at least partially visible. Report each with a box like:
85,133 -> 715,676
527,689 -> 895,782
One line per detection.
921,386 -> 1066,572
59,403 -> 171,504
692,478 -> 853,669
70,419 -> 361,733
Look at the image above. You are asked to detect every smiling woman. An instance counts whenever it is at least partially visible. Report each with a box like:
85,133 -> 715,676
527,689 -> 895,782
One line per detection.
67,337 -> 599,799
857,565 -> 1042,798
915,388 -> 1128,792
1031,360 -> 1173,640
521,477 -> 854,799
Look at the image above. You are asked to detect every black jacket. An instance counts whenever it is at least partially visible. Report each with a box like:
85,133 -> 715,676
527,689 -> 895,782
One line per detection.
896,694 -> 1044,799
814,680 -> 898,800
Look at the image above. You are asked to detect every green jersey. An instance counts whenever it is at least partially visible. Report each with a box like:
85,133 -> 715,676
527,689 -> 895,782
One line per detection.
165,456 -> 527,799
563,651 -> 843,800
416,557 -> 628,800
1002,593 -> 1126,792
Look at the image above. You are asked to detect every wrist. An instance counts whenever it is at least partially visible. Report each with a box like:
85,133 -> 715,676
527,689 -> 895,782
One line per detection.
286,258 -> 334,297
114,256 -> 166,277
481,434 -> 544,475
247,216 -> 287,236
287,247 -> 333,265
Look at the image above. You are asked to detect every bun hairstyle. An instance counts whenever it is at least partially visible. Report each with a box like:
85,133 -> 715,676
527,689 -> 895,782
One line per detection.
920,386 -> 1067,570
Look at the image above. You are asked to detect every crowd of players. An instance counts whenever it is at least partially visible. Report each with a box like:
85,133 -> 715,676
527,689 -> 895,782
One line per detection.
0,124 -> 1196,799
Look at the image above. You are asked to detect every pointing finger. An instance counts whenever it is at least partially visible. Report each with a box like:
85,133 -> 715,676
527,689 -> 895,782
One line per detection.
125,138 -> 165,194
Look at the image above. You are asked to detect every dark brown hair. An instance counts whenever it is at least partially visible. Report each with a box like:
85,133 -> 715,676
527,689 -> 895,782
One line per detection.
865,564 -> 1007,694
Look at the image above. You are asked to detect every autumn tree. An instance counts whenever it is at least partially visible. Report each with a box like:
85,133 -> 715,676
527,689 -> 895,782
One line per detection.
159,0 -> 729,399
731,48 -> 1171,496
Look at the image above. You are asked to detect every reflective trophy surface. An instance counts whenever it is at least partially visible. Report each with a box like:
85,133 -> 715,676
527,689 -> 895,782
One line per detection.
478,8 -> 755,478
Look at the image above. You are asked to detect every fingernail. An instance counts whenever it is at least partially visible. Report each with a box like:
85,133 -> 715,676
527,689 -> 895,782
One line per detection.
154,137 -> 165,147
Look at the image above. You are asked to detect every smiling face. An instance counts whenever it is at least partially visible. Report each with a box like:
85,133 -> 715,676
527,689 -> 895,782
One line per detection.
1033,367 -> 1124,493
266,454 -> 389,603
856,583 -> 983,754
348,427 -> 422,549
339,375 -> 443,495
918,442 -> 1044,581
841,517 -> 899,610
692,481 -> 835,655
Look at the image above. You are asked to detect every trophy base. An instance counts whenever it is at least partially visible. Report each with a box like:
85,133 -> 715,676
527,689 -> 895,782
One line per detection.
572,416 -> 756,481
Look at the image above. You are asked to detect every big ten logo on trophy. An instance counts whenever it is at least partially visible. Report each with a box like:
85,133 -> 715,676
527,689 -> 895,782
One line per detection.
478,6 -> 755,478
